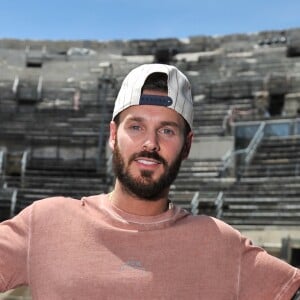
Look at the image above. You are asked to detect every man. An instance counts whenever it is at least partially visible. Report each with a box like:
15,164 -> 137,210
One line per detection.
0,63 -> 300,299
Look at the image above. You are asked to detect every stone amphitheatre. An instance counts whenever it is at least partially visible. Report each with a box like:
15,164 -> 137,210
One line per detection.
1,27 -> 300,298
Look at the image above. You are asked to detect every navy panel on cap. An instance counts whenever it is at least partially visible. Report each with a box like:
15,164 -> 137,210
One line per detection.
139,95 -> 173,107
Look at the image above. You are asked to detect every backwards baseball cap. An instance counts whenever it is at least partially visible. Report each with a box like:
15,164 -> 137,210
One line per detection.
112,63 -> 193,130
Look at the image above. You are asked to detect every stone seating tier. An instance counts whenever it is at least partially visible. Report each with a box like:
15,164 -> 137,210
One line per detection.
191,176 -> 300,226
238,136 -> 300,178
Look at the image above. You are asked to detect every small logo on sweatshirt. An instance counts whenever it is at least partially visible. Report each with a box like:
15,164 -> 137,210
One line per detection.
120,260 -> 145,271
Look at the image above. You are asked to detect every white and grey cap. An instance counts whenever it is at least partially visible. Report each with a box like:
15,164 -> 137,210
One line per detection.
112,63 -> 193,130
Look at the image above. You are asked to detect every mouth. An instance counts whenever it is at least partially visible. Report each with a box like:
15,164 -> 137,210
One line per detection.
135,158 -> 161,166
129,151 -> 166,172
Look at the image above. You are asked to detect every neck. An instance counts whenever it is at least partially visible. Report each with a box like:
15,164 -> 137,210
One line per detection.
110,181 -> 170,216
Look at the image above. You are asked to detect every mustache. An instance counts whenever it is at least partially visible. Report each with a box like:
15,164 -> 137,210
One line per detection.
129,150 -> 167,166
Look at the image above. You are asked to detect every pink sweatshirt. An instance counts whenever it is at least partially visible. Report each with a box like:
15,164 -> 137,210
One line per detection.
0,194 -> 299,299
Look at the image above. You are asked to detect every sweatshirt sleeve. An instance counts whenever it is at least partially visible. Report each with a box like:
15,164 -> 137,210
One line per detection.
238,235 -> 300,300
0,205 -> 32,292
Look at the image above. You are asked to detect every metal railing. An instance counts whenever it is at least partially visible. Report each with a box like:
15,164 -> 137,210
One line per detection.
244,122 -> 266,165
37,76 -> 43,100
21,149 -> 30,187
235,117 -> 300,138
12,76 -> 19,96
215,191 -> 224,219
190,191 -> 224,219
10,189 -> 18,218
220,121 -> 266,177
191,191 -> 200,215
96,70 -> 114,173
0,149 -> 5,176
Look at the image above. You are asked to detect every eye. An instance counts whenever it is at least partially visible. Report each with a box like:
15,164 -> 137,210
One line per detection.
159,128 -> 175,136
129,124 -> 142,131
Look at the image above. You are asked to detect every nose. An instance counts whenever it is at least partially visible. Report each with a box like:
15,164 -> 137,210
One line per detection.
142,132 -> 160,152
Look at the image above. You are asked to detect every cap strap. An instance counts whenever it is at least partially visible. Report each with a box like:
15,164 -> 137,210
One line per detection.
139,95 -> 173,107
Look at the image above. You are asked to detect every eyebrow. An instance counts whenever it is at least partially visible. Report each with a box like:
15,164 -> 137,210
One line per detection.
160,121 -> 181,129
126,117 -> 180,129
126,116 -> 144,123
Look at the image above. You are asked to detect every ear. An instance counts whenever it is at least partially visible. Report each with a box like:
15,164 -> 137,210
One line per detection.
181,131 -> 193,160
109,121 -> 117,150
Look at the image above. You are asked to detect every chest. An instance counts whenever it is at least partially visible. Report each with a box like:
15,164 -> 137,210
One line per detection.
29,228 -> 239,299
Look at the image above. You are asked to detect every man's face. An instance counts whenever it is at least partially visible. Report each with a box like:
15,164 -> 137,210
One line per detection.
109,102 -> 192,201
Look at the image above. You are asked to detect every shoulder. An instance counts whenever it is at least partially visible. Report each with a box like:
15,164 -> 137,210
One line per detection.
186,214 -> 239,232
1,197 -> 77,227
26,195 -> 89,221
30,194 -> 107,220
183,214 -> 242,242
32,196 -> 79,211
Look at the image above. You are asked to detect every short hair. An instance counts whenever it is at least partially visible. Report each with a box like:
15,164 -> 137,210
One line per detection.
141,72 -> 168,93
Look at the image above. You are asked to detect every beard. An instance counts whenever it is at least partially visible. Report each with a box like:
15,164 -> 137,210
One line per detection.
112,142 -> 183,201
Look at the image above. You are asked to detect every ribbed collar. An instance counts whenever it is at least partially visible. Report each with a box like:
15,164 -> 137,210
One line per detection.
86,194 -> 190,231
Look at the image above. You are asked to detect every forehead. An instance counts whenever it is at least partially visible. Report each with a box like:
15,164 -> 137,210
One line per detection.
118,105 -> 186,127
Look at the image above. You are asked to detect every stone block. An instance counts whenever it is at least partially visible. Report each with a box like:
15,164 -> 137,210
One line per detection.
283,93 -> 300,116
